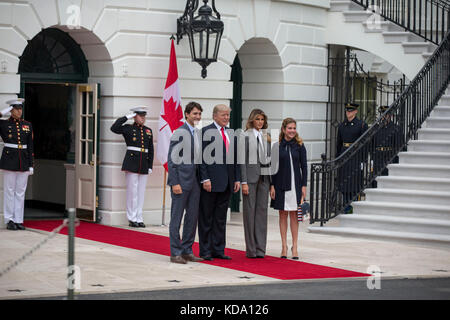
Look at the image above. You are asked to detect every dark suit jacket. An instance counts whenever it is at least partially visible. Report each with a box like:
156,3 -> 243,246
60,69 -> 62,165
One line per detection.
199,122 -> 241,193
167,123 -> 199,191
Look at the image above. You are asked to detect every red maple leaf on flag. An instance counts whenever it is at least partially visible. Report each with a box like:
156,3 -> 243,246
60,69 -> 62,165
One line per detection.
161,97 -> 183,132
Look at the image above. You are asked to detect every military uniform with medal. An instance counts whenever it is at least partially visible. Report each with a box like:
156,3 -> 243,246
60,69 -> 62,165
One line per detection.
111,106 -> 154,227
0,99 -> 34,230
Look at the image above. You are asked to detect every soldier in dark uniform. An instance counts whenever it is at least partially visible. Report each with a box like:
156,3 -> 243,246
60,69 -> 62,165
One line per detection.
371,105 -> 403,187
0,99 -> 34,230
336,103 -> 368,213
111,107 -> 154,227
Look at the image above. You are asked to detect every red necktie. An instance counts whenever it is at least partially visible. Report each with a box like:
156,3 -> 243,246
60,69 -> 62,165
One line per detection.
221,127 -> 229,153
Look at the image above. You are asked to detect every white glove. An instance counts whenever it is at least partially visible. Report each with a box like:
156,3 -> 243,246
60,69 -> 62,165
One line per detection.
148,169 -> 152,174
0,106 -> 13,117
28,168 -> 34,175
126,113 -> 137,120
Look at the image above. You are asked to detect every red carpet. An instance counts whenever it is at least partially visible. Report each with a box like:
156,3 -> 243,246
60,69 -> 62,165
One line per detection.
24,220 -> 369,280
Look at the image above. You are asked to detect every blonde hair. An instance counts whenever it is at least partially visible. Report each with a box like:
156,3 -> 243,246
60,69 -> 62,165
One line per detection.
279,117 -> 303,145
212,104 -> 231,115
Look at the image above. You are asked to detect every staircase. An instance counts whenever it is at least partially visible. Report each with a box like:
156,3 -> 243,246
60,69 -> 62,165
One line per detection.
308,86 -> 450,245
327,0 -> 437,79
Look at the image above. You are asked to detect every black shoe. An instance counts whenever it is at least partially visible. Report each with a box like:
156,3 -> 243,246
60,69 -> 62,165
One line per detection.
280,256 -> 287,259
256,255 -> 264,258
129,221 -> 139,227
138,222 -> 146,228
212,254 -> 231,260
6,221 -> 17,230
15,223 -> 26,230
200,255 -> 214,261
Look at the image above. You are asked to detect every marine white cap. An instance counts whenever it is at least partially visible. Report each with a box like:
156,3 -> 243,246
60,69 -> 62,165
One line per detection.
130,106 -> 148,114
6,98 -> 25,107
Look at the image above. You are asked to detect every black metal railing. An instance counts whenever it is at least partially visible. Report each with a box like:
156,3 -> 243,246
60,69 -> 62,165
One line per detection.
310,29 -> 450,225
326,47 -> 407,159
352,0 -> 450,44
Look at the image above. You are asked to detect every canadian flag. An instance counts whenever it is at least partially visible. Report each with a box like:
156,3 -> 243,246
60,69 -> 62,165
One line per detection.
156,39 -> 184,171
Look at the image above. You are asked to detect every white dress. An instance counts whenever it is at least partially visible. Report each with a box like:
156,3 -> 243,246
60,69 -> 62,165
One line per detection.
283,150 -> 298,211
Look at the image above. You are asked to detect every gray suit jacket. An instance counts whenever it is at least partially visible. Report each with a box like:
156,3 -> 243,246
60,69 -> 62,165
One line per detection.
240,130 -> 272,184
167,123 -> 200,191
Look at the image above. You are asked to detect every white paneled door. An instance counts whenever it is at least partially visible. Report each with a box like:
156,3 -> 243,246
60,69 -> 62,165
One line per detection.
75,83 -> 99,222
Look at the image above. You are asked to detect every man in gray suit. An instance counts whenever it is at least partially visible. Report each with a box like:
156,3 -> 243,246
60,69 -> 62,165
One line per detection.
167,102 -> 204,264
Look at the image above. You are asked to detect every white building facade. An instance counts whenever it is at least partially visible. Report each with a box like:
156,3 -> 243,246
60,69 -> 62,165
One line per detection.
0,0 -> 424,226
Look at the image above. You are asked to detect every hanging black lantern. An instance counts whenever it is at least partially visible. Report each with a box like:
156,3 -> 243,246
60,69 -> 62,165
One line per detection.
177,0 -> 224,78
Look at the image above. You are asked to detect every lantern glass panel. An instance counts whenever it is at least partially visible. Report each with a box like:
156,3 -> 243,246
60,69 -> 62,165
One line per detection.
193,30 -> 208,60
208,31 -> 218,60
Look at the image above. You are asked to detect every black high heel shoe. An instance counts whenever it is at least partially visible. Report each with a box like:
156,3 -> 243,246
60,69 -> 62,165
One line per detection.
291,247 -> 299,260
281,246 -> 287,259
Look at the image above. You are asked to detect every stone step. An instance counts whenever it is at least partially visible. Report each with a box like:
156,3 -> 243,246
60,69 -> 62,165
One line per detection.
376,175 -> 450,192
383,31 -> 410,43
422,51 -> 432,61
342,10 -> 373,22
383,31 -> 422,43
362,20 -> 389,33
329,0 -> 360,12
399,151 -> 450,165
407,140 -> 450,153
308,226 -> 450,244
423,117 -> 450,129
387,163 -> 450,179
352,201 -> 450,220
438,95 -> 450,106
417,128 -> 450,141
431,106 -> 450,117
364,188 -> 450,206
338,214 -> 450,236
402,42 -> 434,54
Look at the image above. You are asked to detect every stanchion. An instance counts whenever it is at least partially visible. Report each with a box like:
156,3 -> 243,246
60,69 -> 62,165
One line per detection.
67,208 -> 76,300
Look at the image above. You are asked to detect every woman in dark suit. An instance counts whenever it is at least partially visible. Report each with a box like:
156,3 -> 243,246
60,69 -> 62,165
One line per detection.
270,118 -> 307,260
241,109 -> 271,258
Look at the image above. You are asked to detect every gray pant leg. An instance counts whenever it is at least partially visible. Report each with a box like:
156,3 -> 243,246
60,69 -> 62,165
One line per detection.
181,183 -> 201,255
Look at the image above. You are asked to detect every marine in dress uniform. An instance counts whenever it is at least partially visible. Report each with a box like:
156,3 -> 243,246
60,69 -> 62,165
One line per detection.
0,99 -> 34,231
371,105 -> 403,187
336,103 -> 368,213
110,107 -> 154,227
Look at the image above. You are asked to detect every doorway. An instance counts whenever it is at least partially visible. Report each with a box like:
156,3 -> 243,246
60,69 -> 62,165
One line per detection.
17,27 -> 92,220
23,83 -> 76,219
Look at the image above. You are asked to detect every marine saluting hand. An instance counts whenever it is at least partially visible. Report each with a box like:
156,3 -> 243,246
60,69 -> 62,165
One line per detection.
0,106 -> 13,117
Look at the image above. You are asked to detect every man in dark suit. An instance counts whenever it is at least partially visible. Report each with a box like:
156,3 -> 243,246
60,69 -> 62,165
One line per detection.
110,106 -> 154,227
167,102 -> 204,264
198,104 -> 241,261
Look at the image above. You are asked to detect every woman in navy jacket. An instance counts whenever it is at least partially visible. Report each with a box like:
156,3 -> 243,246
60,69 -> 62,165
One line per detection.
270,118 -> 307,260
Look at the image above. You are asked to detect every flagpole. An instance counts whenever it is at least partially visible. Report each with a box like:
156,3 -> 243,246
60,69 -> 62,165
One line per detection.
162,34 -> 174,227
162,170 -> 167,226
157,35 -> 181,227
